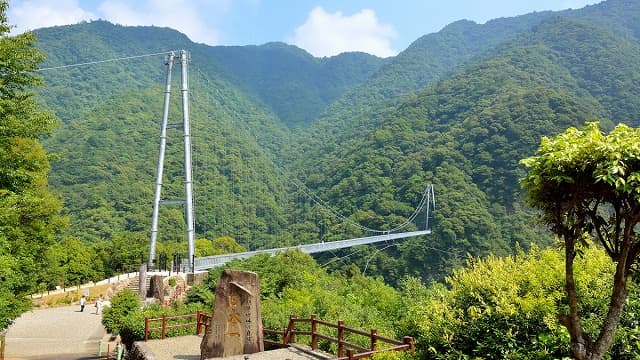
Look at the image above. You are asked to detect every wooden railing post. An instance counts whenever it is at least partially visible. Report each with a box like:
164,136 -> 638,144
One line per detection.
161,314 -> 167,340
337,320 -> 345,358
1,330 -> 6,360
144,317 -> 150,342
370,328 -> 377,351
196,310 -> 201,335
287,314 -> 296,344
311,314 -> 318,350
404,336 -> 415,352
347,349 -> 354,360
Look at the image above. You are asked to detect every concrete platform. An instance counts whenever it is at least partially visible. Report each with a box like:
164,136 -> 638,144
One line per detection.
4,305 -> 107,360
135,335 -> 330,360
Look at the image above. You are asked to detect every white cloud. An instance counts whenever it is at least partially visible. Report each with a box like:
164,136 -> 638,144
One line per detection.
8,0 -> 95,34
290,7 -> 397,58
98,0 -> 222,45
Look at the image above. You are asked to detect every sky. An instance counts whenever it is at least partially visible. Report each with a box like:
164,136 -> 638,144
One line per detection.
8,0 -> 603,58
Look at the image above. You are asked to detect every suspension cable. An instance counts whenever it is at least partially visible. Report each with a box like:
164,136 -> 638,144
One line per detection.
190,65 -> 436,236
37,51 -> 172,71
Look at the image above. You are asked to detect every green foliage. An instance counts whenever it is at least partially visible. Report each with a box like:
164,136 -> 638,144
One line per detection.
190,250 -> 404,352
204,42 -> 384,127
102,289 -> 141,334
404,246 -> 640,359
520,122 -> 640,358
92,232 -> 149,276
115,301 -> 204,349
45,237 -> 103,288
194,236 -> 247,257
0,0 -> 63,329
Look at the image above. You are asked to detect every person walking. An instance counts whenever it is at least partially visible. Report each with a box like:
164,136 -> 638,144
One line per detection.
80,295 -> 86,312
95,295 -> 103,315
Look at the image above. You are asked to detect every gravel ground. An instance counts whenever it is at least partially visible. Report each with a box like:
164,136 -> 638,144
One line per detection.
4,305 -> 109,360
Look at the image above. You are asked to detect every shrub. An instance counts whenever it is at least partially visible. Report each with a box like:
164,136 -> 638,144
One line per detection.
402,246 -> 640,359
102,289 -> 141,334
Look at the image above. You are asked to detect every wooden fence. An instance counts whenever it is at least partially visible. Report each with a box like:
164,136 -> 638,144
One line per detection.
144,310 -> 208,341
146,312 -> 413,360
265,314 -> 414,360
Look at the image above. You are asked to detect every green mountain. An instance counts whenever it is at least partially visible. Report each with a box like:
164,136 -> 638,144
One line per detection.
201,42 -> 384,127
294,2 -> 640,279
33,0 -> 640,280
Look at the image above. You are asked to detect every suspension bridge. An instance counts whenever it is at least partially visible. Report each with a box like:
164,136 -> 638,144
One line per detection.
39,49 -> 436,272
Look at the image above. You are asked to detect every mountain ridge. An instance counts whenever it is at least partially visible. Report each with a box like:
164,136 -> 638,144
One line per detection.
32,0 -> 640,280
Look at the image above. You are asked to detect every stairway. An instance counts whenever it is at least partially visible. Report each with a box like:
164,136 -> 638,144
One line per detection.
125,275 -> 150,296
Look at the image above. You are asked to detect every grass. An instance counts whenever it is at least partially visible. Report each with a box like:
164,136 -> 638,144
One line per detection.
32,283 -> 113,308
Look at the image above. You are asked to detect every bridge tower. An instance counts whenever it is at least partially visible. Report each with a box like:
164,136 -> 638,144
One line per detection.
148,50 -> 195,270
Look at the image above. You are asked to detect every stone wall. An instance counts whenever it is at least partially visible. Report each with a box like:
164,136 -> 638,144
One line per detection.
128,341 -> 157,360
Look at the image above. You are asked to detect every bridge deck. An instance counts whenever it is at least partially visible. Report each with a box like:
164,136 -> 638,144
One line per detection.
194,230 -> 431,271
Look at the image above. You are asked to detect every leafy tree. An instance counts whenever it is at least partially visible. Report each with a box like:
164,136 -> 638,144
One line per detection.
194,236 -> 246,257
521,122 -> 640,359
0,0 -> 61,329
402,246 -> 640,359
46,237 -> 102,288
92,232 -> 148,276
212,236 -> 246,254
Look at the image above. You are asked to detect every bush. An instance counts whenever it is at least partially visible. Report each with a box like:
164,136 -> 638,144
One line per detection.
402,246 -> 640,359
114,300 -> 205,349
102,289 -> 141,334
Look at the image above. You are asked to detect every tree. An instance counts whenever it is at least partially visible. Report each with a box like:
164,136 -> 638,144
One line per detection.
401,246 -> 640,359
0,0 -> 61,329
521,122 -> 640,359
46,237 -> 102,288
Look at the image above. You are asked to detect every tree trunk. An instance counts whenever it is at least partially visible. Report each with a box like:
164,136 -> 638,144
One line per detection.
564,239 -> 590,360
589,246 -> 629,358
564,234 -> 631,360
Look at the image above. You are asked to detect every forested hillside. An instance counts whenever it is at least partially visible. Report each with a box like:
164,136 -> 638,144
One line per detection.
33,0 -> 640,281
295,0 -> 640,279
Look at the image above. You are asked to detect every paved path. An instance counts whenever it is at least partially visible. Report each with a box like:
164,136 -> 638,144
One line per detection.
140,335 -> 328,360
4,305 -> 110,360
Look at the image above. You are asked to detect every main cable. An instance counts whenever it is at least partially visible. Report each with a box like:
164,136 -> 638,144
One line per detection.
37,51 -> 172,71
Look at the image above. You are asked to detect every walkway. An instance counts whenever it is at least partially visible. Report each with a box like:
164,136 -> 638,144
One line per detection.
4,305 -> 112,360
138,335 -> 328,360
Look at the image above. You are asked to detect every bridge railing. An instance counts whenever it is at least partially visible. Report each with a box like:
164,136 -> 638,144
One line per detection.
194,230 -> 431,271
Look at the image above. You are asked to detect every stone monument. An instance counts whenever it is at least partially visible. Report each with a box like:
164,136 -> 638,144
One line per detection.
138,263 -> 147,299
149,275 -> 164,303
200,270 -> 263,359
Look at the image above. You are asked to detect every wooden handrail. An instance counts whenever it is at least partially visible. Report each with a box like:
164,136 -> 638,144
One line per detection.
143,312 -> 414,360
266,314 -> 414,359
145,311 -> 208,341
